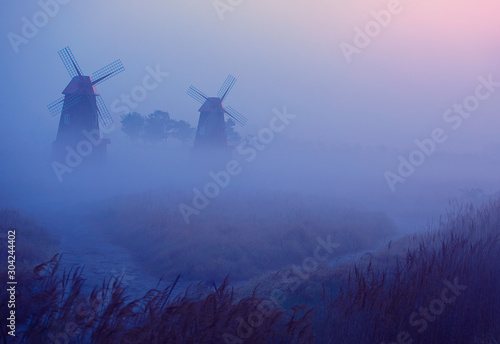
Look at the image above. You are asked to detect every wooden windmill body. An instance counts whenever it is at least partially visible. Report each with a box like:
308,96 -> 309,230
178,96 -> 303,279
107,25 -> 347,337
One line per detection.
187,75 -> 247,155
48,47 -> 124,165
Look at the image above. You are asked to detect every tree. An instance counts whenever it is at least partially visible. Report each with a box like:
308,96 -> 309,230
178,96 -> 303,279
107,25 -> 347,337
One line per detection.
120,112 -> 145,142
225,118 -> 241,146
144,110 -> 174,144
120,110 -> 196,146
171,120 -> 195,144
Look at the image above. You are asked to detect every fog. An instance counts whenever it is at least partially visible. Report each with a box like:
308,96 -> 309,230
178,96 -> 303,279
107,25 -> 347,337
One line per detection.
1,0 -> 500,287
3,3 -> 500,342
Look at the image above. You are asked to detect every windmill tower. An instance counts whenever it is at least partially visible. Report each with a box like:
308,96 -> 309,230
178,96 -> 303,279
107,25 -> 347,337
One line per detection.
187,75 -> 247,153
47,46 -> 124,165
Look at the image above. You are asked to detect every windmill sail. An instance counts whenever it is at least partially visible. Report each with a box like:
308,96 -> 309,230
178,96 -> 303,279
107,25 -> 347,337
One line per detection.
92,60 -> 125,86
187,86 -> 208,103
218,74 -> 236,100
58,46 -> 83,78
224,106 -> 247,127
48,46 -> 124,167
94,94 -> 114,128
47,94 -> 86,117
188,74 -> 248,152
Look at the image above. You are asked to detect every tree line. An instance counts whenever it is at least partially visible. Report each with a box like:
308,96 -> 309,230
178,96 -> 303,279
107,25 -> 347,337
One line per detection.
120,110 -> 241,145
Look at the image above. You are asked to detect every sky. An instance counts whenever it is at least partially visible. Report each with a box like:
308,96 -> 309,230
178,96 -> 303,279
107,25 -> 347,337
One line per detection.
1,0 -> 499,147
1,0 -> 500,221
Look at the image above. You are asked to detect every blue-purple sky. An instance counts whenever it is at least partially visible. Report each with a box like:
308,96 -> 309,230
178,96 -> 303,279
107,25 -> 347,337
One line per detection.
2,0 -> 499,148
1,0 -> 500,221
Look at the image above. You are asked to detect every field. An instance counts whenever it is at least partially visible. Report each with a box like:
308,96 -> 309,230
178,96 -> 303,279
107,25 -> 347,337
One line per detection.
93,189 -> 397,281
1,194 -> 499,343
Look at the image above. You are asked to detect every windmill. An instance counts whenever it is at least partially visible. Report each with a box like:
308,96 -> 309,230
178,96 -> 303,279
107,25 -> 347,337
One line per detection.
187,75 -> 247,152
48,46 -> 124,165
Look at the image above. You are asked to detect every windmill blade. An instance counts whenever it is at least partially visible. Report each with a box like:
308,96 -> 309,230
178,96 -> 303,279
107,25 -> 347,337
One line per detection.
224,106 -> 247,127
47,94 -> 84,117
187,86 -> 208,104
58,46 -> 83,78
47,96 -> 66,117
94,95 -> 114,128
218,75 -> 236,101
92,60 -> 125,86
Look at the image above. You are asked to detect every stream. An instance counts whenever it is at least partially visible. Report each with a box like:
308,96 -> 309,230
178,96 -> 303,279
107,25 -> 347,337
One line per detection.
30,205 -> 189,301
24,201 -> 423,303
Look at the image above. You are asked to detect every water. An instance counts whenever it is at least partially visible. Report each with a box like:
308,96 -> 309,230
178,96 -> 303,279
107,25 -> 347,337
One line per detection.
23,200 -> 420,303
30,204 -> 188,301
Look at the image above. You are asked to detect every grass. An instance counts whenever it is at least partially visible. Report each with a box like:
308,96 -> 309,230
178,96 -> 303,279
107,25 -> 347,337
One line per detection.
312,199 -> 500,343
0,209 -> 59,283
93,189 -> 397,281
2,197 -> 499,343
2,254 -> 313,343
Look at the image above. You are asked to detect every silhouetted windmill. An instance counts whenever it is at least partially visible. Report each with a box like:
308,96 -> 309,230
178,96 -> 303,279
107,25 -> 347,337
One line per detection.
187,75 -> 247,152
48,46 -> 124,164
